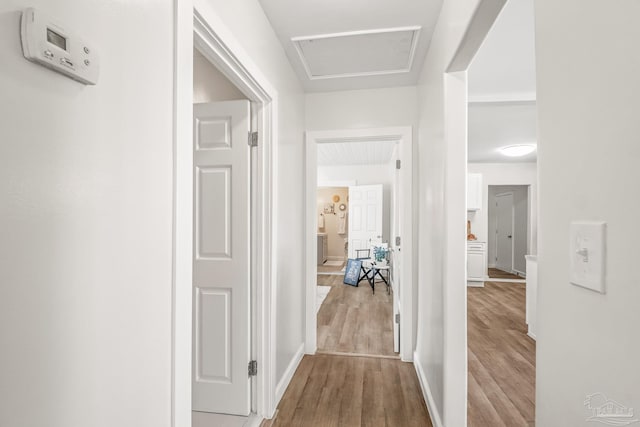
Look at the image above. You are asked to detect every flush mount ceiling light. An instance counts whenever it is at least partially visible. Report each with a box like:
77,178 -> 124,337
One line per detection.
499,144 -> 537,157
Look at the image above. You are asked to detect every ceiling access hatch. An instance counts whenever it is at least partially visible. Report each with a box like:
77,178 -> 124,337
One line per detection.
292,26 -> 421,80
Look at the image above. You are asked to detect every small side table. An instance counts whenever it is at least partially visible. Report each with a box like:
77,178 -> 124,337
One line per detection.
368,262 -> 391,294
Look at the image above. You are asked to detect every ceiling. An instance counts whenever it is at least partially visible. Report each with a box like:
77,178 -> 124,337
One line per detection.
467,0 -> 537,163
317,141 -> 397,166
258,0 -> 443,92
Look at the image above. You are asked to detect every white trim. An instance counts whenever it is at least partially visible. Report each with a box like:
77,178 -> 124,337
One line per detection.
414,352 -> 444,427
513,269 -> 526,277
275,343 -> 305,405
173,3 -> 278,425
466,281 -> 485,288
292,26 -> 421,80
304,127 -> 414,362
527,331 -> 537,341
172,1 -> 194,426
244,415 -> 265,427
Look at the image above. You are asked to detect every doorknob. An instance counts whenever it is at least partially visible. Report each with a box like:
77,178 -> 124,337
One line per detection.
507,235 -> 512,238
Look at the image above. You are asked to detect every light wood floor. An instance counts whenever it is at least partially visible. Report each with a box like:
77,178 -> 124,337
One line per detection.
316,274 -> 395,357
467,281 -> 536,427
265,354 -> 433,427
487,268 -> 523,280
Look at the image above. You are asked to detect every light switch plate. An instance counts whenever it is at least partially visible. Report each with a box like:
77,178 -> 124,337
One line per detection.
569,221 -> 606,293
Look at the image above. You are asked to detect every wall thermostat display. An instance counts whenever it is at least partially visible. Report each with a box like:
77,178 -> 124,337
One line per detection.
21,8 -> 99,85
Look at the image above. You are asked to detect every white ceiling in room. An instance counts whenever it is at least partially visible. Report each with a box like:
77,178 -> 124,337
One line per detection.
468,0 -> 538,163
468,102 -> 537,163
317,141 -> 397,166
258,0 -> 443,92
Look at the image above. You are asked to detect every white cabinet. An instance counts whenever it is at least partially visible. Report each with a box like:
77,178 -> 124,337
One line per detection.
467,173 -> 482,211
467,241 -> 486,286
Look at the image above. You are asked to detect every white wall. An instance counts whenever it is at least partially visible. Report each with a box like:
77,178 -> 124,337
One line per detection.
194,0 -> 306,387
193,49 -> 246,102
414,1 -> 497,425
468,163 -> 537,275
318,164 -> 393,244
0,1 -> 173,426
487,185 -> 528,273
305,86 -> 418,131
535,0 -> 640,425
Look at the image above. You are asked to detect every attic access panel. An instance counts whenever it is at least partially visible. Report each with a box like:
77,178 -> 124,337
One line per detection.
292,26 -> 421,80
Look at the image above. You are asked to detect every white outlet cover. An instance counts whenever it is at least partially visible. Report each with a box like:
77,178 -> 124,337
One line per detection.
569,221 -> 606,293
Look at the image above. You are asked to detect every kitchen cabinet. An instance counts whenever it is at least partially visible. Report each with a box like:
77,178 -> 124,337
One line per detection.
467,241 -> 486,286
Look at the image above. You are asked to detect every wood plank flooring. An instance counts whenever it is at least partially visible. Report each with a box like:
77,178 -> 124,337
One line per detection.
266,354 -> 433,427
316,274 -> 395,357
467,281 -> 536,427
487,268 -> 523,280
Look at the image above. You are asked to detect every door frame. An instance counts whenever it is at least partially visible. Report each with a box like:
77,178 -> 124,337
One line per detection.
304,127 -> 414,361
173,4 -> 277,426
494,191 -> 515,272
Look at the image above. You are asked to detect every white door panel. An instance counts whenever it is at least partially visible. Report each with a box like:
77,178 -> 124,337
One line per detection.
347,184 -> 383,258
193,100 -> 251,415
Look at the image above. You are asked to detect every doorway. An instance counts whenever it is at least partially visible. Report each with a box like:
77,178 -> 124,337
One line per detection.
304,127 -> 414,361
462,0 -> 538,424
191,45 -> 254,423
315,171 -> 392,356
173,8 -> 277,427
489,185 -> 529,279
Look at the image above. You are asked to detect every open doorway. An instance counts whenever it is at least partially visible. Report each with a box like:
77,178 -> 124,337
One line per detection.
191,45 -> 256,426
464,0 -> 537,425
304,127 -> 414,362
173,10 -> 277,426
313,144 -> 396,357
488,185 -> 529,281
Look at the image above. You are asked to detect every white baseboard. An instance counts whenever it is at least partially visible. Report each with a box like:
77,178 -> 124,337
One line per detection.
275,343 -> 305,406
527,330 -> 537,341
413,352 -> 444,427
245,414 -> 264,427
512,268 -> 526,277
467,281 -> 485,287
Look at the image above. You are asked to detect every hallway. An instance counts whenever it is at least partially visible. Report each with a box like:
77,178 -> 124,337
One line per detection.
265,354 -> 432,426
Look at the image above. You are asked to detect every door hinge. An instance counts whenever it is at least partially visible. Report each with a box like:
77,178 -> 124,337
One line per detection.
395,313 -> 400,324
396,159 -> 401,169
248,360 -> 258,377
395,236 -> 401,246
248,131 -> 258,147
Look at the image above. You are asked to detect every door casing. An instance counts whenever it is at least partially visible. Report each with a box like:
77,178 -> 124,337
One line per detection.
173,4 -> 277,426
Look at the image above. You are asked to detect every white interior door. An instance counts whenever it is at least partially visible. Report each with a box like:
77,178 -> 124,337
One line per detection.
495,192 -> 514,273
347,184 -> 383,258
192,100 -> 251,415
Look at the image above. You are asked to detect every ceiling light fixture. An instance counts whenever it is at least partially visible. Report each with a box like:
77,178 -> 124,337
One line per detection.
499,144 -> 536,157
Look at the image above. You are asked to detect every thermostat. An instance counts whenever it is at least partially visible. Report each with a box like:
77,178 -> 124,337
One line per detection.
20,8 -> 99,85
